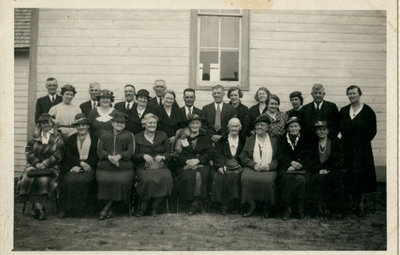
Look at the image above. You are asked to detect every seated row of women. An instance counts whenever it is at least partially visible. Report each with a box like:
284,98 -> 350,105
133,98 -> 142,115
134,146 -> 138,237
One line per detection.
18,109 -> 345,221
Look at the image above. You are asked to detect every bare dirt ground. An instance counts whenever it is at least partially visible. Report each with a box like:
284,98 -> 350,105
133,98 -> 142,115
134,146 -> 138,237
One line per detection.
13,186 -> 386,251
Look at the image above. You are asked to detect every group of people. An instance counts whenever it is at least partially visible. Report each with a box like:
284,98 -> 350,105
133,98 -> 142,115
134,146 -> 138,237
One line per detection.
17,77 -> 377,221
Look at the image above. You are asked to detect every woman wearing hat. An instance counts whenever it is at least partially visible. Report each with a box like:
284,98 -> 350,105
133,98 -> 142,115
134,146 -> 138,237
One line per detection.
263,94 -> 286,139
278,116 -> 313,220
310,121 -> 345,217
88,89 -> 121,138
285,91 -> 303,119
96,112 -> 135,220
58,113 -> 98,218
240,115 -> 279,218
126,89 -> 157,135
17,113 -> 64,220
175,114 -> 213,215
212,118 -> 244,215
339,85 -> 377,216
134,113 -> 173,216
48,84 -> 81,140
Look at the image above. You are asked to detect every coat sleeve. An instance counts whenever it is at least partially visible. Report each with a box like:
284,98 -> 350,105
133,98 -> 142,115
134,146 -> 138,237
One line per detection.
367,106 -> 377,141
214,139 -> 227,169
120,132 -> 135,160
197,136 -> 213,164
277,137 -> 292,171
85,136 -> 98,170
42,135 -> 64,168
240,137 -> 256,169
35,99 -> 42,122
62,136 -> 80,172
267,138 -> 278,171
97,136 -> 109,160
26,139 -> 41,166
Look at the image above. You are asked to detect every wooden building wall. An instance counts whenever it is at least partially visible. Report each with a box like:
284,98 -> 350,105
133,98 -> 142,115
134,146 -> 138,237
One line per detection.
17,9 -> 386,178
14,51 -> 30,173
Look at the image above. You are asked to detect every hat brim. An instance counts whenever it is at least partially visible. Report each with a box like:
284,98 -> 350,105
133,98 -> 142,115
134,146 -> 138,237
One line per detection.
72,121 -> 91,126
111,118 -> 128,122
185,118 -> 206,126
225,165 -> 242,174
285,120 -> 301,130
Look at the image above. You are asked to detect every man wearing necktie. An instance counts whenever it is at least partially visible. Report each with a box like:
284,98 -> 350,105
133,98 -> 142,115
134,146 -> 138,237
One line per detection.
148,79 -> 179,109
114,84 -> 136,114
299,83 -> 340,141
202,85 -> 236,143
79,82 -> 101,117
35,77 -> 63,122
180,88 -> 203,121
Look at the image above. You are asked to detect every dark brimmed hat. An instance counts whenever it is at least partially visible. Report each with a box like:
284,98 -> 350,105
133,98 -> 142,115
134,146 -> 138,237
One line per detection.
225,159 -> 242,174
37,113 -> 54,123
285,116 -> 301,129
72,113 -> 90,126
111,112 -> 128,122
97,89 -> 114,100
136,89 -> 150,99
314,121 -> 328,129
185,114 -> 205,126
254,114 -> 271,125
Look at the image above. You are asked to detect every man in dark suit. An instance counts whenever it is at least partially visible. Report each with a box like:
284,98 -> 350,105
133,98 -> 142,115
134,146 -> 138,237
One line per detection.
79,82 -> 101,117
299,83 -> 340,141
35,77 -> 63,122
180,88 -> 203,121
114,84 -> 136,114
202,85 -> 236,142
148,79 -> 179,108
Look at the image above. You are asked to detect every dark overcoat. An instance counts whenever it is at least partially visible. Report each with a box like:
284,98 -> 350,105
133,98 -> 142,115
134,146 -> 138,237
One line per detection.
339,104 -> 377,193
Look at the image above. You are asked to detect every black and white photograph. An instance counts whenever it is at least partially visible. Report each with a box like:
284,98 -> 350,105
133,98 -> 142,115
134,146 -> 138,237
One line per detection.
0,0 -> 397,253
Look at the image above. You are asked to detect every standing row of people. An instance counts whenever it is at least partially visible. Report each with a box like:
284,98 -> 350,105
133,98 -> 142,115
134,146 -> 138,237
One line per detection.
20,78 -> 377,220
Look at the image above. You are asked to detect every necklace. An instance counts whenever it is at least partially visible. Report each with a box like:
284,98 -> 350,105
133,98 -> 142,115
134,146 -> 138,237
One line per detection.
319,143 -> 326,153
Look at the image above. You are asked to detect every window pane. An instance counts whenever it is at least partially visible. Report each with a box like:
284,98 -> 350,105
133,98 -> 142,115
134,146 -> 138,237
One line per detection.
221,17 -> 239,48
200,50 -> 218,81
220,51 -> 239,81
199,16 -> 219,48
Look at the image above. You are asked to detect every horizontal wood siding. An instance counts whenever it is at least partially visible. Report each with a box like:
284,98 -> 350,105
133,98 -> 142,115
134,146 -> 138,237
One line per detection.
248,10 -> 386,170
14,51 -> 30,175
31,9 -> 386,179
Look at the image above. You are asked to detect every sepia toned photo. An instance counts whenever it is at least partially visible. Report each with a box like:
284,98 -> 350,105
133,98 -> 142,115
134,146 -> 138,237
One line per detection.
1,1 -> 397,253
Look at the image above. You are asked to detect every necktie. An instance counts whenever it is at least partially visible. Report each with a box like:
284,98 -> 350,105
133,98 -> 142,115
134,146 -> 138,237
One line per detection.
315,102 -> 321,120
214,104 -> 221,131
92,101 -> 96,109
127,102 -> 131,110
188,107 -> 192,119
50,96 -> 54,104
158,98 -> 162,106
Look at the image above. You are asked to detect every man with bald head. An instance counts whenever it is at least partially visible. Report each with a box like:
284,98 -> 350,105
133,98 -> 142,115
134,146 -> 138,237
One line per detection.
299,83 -> 340,141
80,82 -> 101,117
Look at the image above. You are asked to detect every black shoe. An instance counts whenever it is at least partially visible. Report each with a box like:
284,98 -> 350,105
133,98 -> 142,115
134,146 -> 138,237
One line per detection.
282,207 -> 291,220
31,208 -> 39,219
221,207 -> 227,216
134,210 -> 145,217
98,209 -> 107,220
38,208 -> 46,221
106,209 -> 114,219
150,209 -> 157,216
242,209 -> 254,217
58,211 -> 67,218
263,210 -> 270,218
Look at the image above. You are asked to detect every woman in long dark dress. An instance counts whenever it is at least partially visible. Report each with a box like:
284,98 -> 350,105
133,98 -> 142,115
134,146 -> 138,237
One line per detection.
156,89 -> 185,139
339,85 -> 377,216
175,114 -> 213,215
310,121 -> 345,217
17,113 -> 64,220
240,115 -> 279,218
126,89 -> 157,135
248,87 -> 271,135
59,113 -> 97,217
88,89 -> 121,138
278,116 -> 313,220
212,118 -> 244,215
96,112 -> 135,220
227,87 -> 250,140
134,113 -> 173,216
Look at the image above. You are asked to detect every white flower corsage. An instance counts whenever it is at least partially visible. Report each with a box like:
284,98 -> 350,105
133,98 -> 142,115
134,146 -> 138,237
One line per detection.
181,138 -> 189,147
